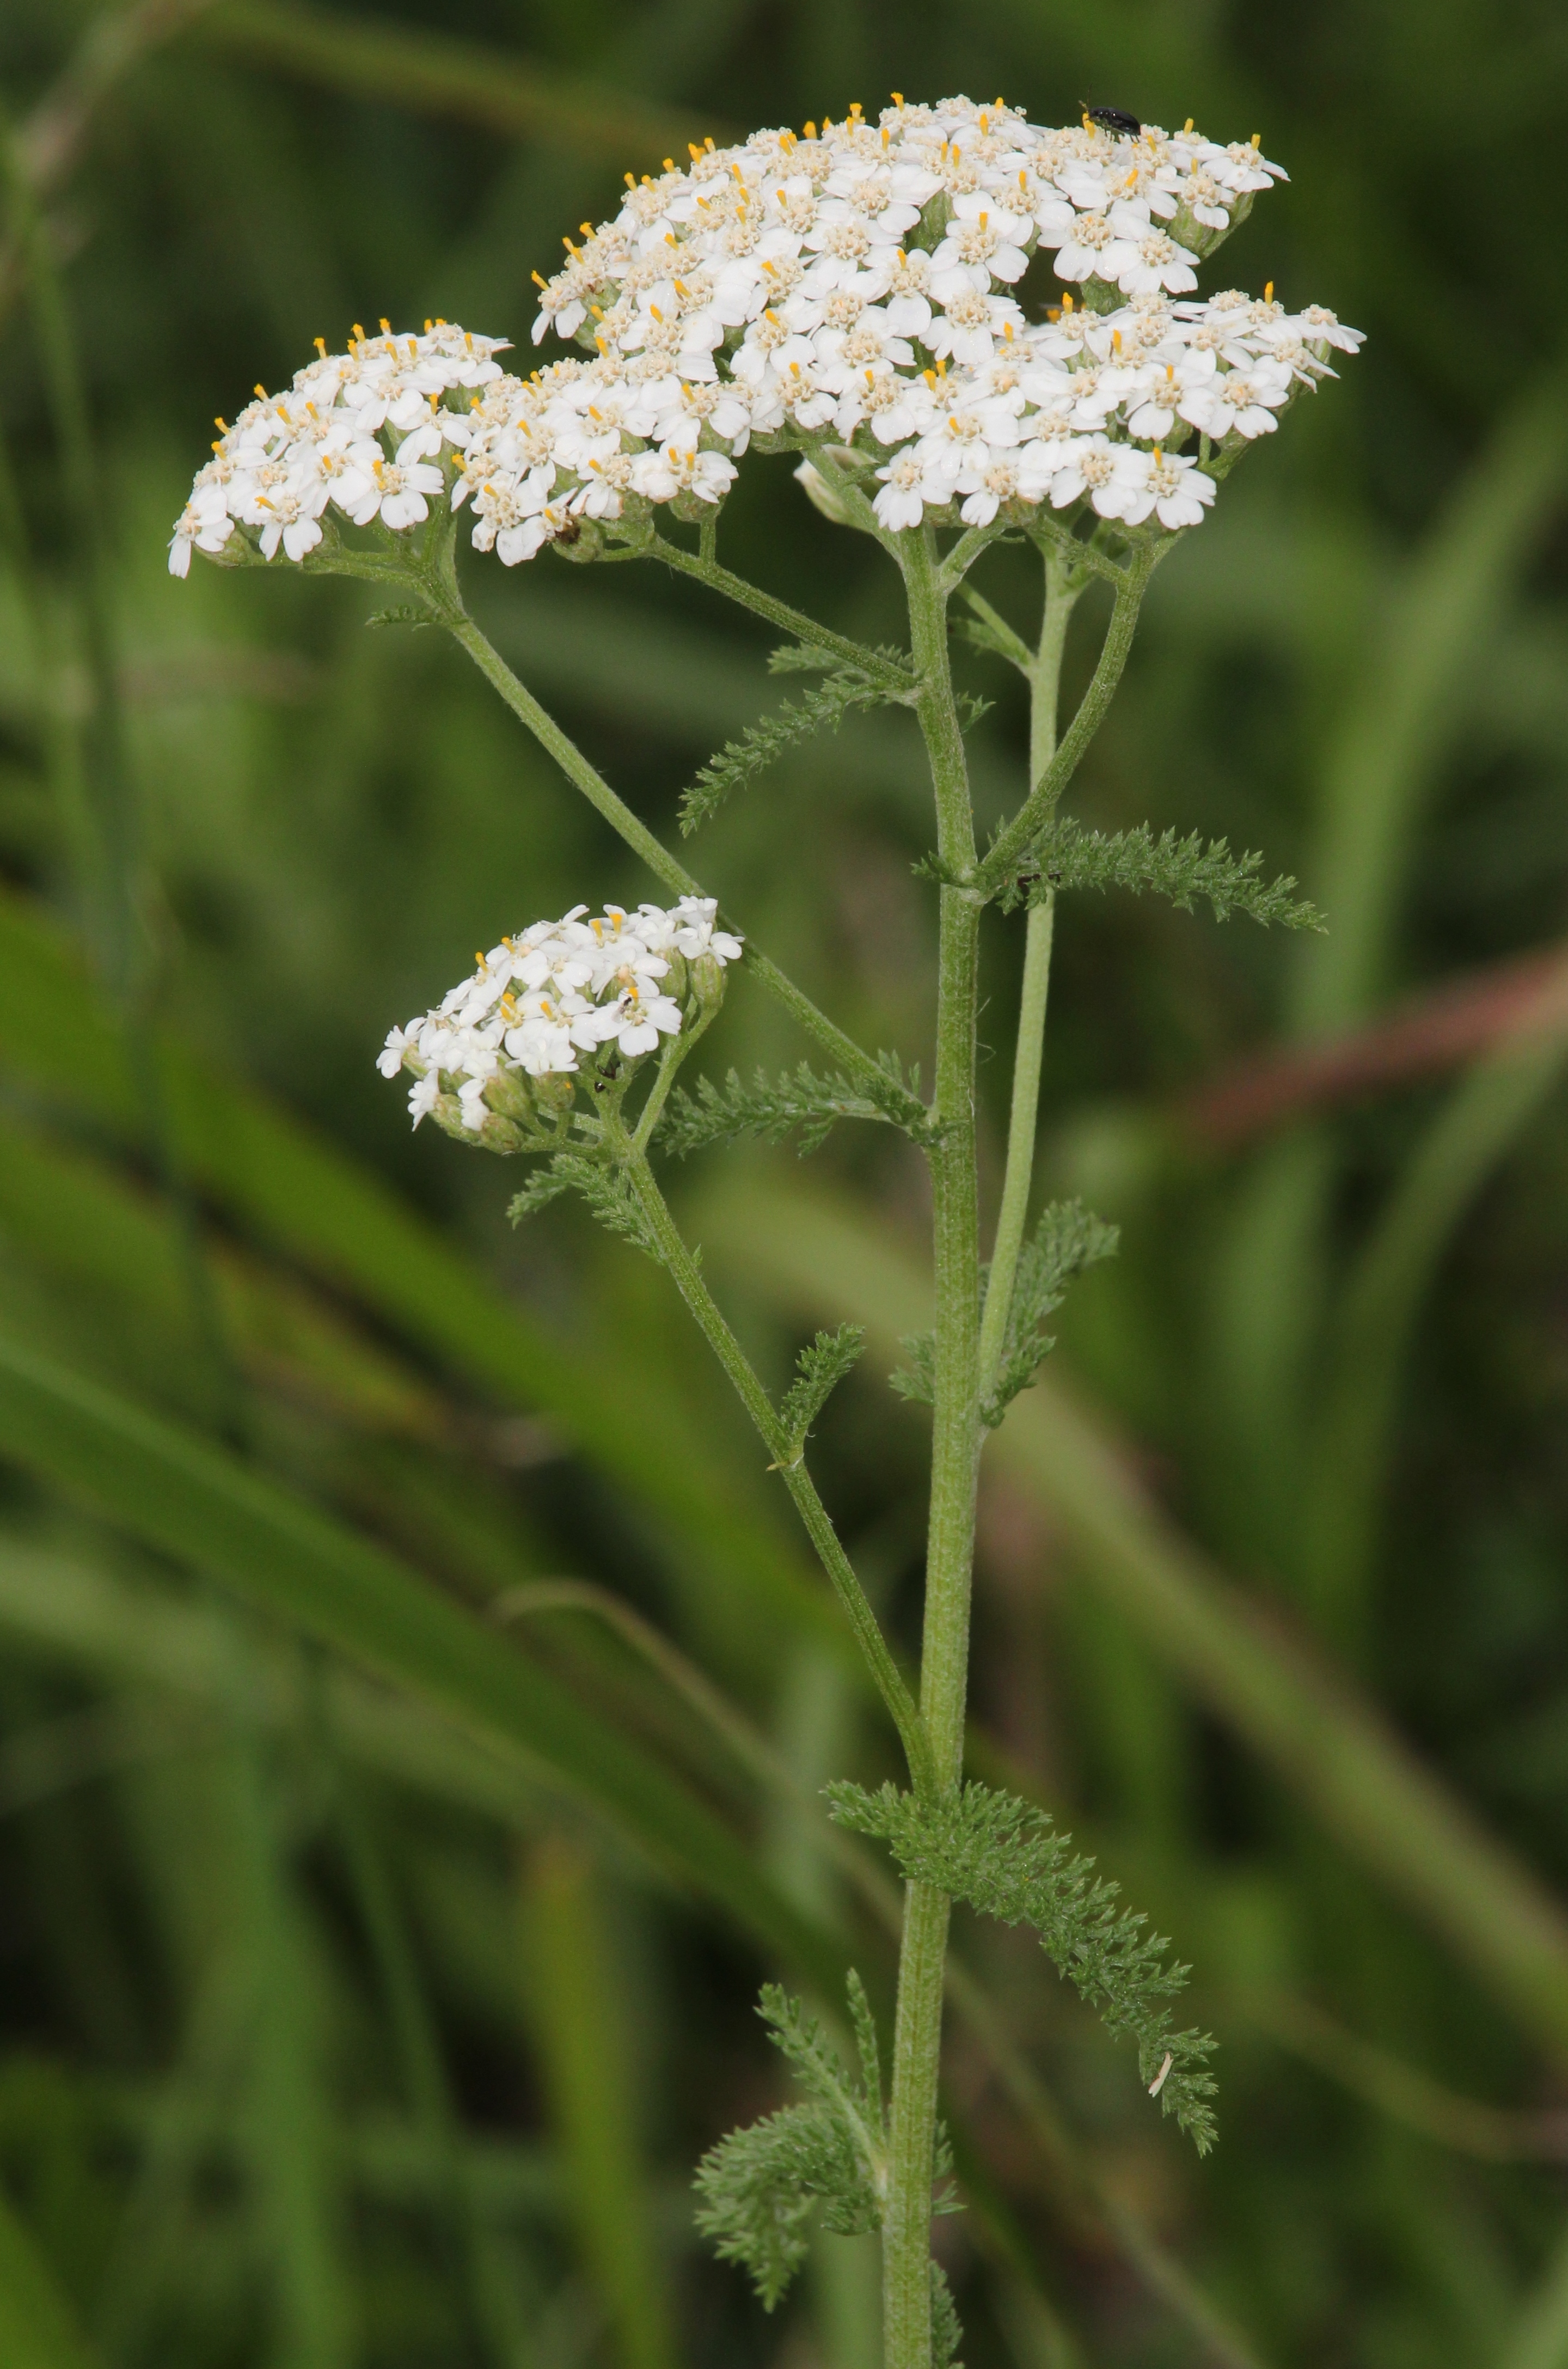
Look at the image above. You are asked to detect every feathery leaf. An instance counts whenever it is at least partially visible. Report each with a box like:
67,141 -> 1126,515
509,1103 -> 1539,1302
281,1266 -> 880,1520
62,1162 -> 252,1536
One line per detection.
662,1056 -> 930,1159
889,1328 -> 937,1409
827,1781 -> 1218,2152
1001,816 -> 1324,930
694,1978 -> 888,2310
779,1324 -> 866,1458
983,1198 -> 1119,1426
679,672 -> 903,835
508,1153 -> 662,1261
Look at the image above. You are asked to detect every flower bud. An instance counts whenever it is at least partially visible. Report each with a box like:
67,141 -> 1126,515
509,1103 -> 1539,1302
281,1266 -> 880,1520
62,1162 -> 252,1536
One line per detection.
689,950 -> 728,1015
793,460 -> 854,527
483,1067 -> 537,1123
661,948 -> 690,1007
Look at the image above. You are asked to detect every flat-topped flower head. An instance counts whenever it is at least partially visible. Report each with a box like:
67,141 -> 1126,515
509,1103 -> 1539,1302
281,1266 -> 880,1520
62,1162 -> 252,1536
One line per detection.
377,897 -> 743,1148
171,105 -> 1358,578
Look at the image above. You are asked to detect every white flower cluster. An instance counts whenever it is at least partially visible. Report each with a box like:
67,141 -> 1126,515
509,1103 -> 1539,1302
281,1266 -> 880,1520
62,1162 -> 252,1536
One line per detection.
377,897 -> 743,1133
168,320 -> 511,575
171,100 -> 1362,576
507,95 -> 1359,546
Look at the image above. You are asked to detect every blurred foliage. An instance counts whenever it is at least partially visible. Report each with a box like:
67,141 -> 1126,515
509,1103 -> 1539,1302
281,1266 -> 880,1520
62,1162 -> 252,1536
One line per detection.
0,3 -> 1565,2367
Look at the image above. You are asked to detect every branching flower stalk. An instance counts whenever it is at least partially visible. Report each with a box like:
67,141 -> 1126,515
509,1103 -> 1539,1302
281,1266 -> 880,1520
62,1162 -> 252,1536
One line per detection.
174,93 -> 1355,2368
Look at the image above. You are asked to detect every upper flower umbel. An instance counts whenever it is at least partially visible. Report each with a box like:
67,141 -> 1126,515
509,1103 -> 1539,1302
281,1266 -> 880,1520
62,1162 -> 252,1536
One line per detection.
169,102 -> 1361,580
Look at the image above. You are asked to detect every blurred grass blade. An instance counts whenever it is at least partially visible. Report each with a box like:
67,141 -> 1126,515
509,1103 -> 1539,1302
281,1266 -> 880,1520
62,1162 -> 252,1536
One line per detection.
224,1730 -> 354,2369
525,1832 -> 676,2369
195,0 -> 720,163
1295,372 -> 1566,1034
0,2187 -> 98,2369
705,1176 -> 1568,2062
1502,2223 -> 1568,2369
0,1110 -> 446,1442
1304,985 -> 1568,1641
0,886 -> 840,1659
0,1327 -> 845,1993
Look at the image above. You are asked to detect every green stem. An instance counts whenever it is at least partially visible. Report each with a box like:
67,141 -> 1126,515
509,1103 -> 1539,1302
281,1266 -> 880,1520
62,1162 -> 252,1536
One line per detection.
647,531 -> 912,687
628,1002 -> 713,1159
448,610 -> 697,899
440,606 -> 910,1110
976,552 -> 1081,1397
973,545 -> 1157,900
622,1152 -> 935,1798
976,894 -> 1053,1394
883,524 -> 983,2369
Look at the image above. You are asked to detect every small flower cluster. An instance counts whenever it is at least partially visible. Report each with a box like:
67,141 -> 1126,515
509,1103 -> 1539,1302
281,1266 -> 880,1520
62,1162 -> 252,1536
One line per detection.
168,321 -> 510,575
377,897 -> 743,1145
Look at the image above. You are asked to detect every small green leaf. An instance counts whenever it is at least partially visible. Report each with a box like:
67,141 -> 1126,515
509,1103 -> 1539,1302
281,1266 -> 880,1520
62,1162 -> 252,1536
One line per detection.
694,1976 -> 888,2311
983,1199 -> 1119,1427
679,671 -> 905,834
663,1057 -> 930,1159
1005,816 -> 1324,930
828,1780 -> 1218,2152
889,1329 -> 936,1410
779,1324 -> 865,1457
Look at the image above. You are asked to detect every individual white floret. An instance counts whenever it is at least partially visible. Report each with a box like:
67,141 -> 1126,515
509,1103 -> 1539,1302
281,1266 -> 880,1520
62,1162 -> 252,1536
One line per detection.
873,449 -> 928,529
1180,357 -> 1293,439
1112,447 -> 1217,530
335,438 -> 446,530
167,485 -> 234,576
1046,433 -> 1152,521
629,444 -> 737,503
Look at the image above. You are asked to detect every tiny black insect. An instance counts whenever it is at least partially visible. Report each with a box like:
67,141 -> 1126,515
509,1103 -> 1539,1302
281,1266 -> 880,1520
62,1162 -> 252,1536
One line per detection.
1081,103 -> 1142,137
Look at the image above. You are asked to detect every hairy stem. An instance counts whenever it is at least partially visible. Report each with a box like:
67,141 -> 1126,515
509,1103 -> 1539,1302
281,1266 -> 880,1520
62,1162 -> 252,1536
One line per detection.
648,532 -> 912,687
883,526 -> 983,2369
973,544 -> 1157,899
440,606 -> 904,1105
622,1152 -> 935,1797
976,552 -> 1080,1395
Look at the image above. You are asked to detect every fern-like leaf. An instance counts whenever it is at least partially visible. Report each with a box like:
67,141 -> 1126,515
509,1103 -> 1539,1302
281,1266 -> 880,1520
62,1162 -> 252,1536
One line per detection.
767,638 -> 911,679
662,1056 -> 930,1159
889,1329 -> 937,1409
506,1162 -> 575,1226
982,1198 -> 1119,1426
932,2261 -> 964,2369
679,673 -> 903,835
694,1977 -> 889,2311
896,1201 -> 1116,1419
827,1780 -> 1218,2152
1001,816 -> 1324,930
507,1153 -> 661,1262
779,1325 -> 865,1460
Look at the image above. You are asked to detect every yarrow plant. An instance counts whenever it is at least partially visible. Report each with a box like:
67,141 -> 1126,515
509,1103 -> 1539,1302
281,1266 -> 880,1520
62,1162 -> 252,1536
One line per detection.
174,93 -> 1357,2369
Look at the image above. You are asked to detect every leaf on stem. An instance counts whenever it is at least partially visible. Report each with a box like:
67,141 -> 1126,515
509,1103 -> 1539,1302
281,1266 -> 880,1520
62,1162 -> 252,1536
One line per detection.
508,1153 -> 662,1261
678,671 -> 904,835
888,1329 -> 937,1411
778,1324 -> 865,1460
694,1976 -> 889,2310
895,1201 -> 1117,1421
983,1199 -> 1119,1428
661,1056 -> 930,1159
767,639 -> 909,678
932,2261 -> 965,2369
827,1780 -> 1219,2153
1004,817 -> 1324,931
